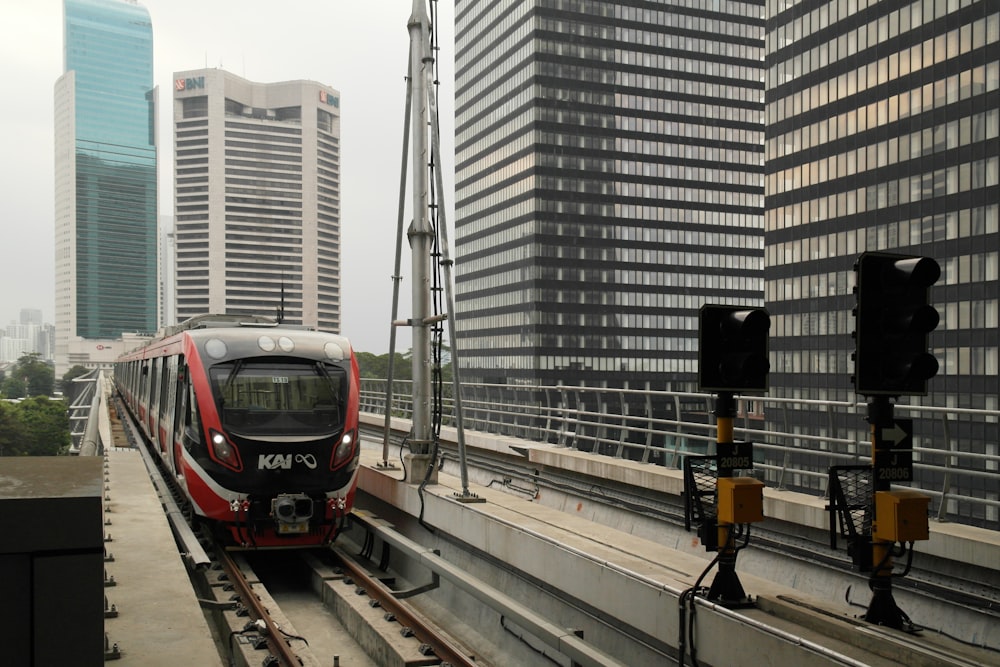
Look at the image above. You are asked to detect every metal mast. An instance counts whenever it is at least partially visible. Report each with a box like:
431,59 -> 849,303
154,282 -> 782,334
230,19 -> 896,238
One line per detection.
405,0 -> 435,465
385,0 -> 478,499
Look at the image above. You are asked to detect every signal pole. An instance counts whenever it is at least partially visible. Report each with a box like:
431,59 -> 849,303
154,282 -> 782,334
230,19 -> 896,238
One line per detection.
853,252 -> 939,628
706,389 -> 755,604
696,305 -> 770,606
865,396 -> 913,627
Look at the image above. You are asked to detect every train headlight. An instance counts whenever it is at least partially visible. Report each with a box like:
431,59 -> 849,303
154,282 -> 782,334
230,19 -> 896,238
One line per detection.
331,429 -> 357,470
324,341 -> 347,360
209,429 -> 243,471
205,339 -> 228,359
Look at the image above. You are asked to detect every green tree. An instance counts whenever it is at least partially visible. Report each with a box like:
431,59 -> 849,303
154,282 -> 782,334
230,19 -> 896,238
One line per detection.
2,375 -> 26,399
0,401 -> 28,456
5,353 -> 55,398
355,351 -> 413,380
61,365 -> 91,391
354,351 -> 385,378
354,349 -> 455,383
15,396 -> 70,456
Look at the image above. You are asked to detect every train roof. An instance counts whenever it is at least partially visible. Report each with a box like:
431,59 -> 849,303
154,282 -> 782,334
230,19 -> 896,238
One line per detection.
119,314 -> 353,363
160,313 -> 287,337
185,326 -> 354,364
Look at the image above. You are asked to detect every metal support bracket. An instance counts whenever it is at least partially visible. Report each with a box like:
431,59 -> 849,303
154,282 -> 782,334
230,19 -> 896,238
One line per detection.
452,490 -> 487,504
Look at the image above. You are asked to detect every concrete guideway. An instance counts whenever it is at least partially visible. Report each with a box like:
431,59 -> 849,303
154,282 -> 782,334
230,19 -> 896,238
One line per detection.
354,431 -> 1000,666
102,446 -> 222,665
521,440 -> 1000,573
366,413 -> 1000,612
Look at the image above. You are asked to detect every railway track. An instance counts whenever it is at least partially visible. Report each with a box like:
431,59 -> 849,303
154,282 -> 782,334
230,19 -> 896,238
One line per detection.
212,549 -> 309,667
330,546 -> 482,667
114,394 -> 480,666
199,545 -> 484,667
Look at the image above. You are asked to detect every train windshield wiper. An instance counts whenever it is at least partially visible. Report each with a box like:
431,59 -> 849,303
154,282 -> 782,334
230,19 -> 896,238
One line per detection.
219,359 -> 245,408
314,360 -> 334,385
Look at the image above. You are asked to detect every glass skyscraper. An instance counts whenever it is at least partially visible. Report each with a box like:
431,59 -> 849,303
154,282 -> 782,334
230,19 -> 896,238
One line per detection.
55,0 -> 157,372
454,0 -> 766,392
764,0 -> 998,518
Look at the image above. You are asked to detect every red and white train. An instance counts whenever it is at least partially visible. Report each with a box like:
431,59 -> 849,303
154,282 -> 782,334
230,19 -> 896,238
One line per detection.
114,314 -> 361,548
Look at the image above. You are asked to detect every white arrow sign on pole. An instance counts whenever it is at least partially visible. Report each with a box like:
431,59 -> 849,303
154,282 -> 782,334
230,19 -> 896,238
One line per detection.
879,419 -> 913,448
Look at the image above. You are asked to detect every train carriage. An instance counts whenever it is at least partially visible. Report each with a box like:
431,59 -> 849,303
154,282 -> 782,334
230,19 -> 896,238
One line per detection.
115,315 -> 360,548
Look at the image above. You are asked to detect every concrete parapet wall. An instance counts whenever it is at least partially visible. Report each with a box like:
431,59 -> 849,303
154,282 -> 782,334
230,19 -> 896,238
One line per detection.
0,457 -> 105,667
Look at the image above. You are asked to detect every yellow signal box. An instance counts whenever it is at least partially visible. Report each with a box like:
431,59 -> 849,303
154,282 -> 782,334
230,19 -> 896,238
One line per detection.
717,477 -> 765,525
873,490 -> 930,542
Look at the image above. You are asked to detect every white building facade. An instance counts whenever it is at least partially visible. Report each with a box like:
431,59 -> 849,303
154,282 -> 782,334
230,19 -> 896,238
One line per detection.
1,311 -> 56,363
172,69 -> 343,332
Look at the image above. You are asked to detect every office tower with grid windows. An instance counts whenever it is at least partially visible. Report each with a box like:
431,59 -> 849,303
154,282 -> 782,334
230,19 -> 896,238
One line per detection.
764,0 -> 999,519
54,0 -> 157,374
172,69 -> 342,332
454,0 -> 766,392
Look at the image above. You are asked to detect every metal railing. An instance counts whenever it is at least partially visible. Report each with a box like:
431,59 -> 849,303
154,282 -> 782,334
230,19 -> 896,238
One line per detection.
67,370 -> 102,456
359,379 -> 1000,530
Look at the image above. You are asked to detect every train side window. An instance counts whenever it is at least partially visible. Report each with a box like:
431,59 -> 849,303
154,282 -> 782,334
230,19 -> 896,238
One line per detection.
158,357 -> 172,422
150,357 -> 161,417
187,378 -> 202,442
174,361 -> 187,436
139,361 -> 148,402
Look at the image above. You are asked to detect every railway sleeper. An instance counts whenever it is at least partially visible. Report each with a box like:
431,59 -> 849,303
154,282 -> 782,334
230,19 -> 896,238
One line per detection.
194,552 -> 325,667
309,559 -> 450,667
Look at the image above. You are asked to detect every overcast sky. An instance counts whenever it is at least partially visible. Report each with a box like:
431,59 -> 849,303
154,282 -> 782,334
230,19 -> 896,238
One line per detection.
0,0 -> 455,354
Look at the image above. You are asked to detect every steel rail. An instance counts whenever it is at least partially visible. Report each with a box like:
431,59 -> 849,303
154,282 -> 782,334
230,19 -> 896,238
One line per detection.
331,545 -> 480,667
217,549 -> 304,667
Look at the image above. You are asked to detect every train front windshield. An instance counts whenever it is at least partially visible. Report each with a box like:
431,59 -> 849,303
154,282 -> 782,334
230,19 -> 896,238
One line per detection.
209,359 -> 348,436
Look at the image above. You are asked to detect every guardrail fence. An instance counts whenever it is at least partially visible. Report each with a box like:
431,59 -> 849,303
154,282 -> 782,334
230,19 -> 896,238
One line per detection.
359,379 -> 999,530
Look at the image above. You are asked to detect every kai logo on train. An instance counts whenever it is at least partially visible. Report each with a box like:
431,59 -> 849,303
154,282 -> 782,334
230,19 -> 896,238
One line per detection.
258,454 -> 318,470
175,76 -> 205,92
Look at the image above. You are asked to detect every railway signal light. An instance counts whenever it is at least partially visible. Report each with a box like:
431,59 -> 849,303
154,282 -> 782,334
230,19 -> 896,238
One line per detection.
853,252 -> 940,396
698,305 -> 771,394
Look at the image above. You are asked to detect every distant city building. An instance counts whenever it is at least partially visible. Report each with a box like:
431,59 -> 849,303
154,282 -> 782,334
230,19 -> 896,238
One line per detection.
54,0 -> 158,374
20,309 -> 43,326
172,69 -> 343,332
160,214 -> 176,329
453,1 -> 766,391
0,336 -> 30,364
764,0 -> 998,519
1,315 -> 55,363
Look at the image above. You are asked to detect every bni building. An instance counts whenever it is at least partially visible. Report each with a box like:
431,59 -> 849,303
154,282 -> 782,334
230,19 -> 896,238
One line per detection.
54,0 -> 158,374
454,1 -> 766,391
172,69 -> 342,332
765,0 -> 998,519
